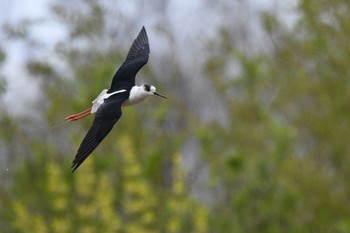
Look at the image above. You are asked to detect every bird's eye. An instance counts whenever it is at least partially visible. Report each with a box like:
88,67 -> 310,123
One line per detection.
144,84 -> 151,92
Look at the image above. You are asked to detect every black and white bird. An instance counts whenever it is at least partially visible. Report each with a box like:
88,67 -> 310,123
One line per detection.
65,26 -> 166,172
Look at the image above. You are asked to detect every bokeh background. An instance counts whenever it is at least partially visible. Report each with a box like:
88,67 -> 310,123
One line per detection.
1,0 -> 350,232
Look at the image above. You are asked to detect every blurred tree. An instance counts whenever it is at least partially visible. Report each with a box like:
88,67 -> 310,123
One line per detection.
198,0 -> 350,232
8,134 -> 208,233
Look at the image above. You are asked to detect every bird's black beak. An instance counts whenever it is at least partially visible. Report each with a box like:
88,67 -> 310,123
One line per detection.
154,92 -> 167,99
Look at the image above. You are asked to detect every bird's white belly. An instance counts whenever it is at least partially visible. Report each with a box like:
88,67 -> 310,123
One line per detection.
122,85 -> 148,106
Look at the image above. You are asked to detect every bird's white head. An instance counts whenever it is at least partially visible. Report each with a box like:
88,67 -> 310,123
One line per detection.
124,84 -> 167,106
142,84 -> 167,98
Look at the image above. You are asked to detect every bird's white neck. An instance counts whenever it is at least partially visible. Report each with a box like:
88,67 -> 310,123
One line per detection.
122,85 -> 151,106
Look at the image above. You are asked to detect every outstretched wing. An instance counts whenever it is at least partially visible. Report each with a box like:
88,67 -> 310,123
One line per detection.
109,26 -> 150,91
71,94 -> 126,172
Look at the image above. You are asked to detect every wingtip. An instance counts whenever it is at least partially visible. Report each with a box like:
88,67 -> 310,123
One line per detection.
71,157 -> 81,172
140,26 -> 147,37
71,163 -> 79,173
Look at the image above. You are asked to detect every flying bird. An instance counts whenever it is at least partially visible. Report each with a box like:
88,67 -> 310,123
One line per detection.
65,26 -> 167,172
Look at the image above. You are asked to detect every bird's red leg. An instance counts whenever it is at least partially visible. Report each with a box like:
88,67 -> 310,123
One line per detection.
65,108 -> 92,121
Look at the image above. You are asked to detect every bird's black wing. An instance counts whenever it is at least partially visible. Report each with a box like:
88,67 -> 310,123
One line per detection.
71,94 -> 126,172
109,26 -> 150,91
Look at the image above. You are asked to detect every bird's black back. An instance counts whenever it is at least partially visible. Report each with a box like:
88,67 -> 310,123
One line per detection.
109,26 -> 150,93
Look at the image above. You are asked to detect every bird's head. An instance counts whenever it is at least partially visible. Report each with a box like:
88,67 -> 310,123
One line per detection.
142,84 -> 167,98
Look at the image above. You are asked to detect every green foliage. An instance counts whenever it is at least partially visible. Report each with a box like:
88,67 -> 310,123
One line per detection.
5,135 -> 208,233
198,0 -> 350,232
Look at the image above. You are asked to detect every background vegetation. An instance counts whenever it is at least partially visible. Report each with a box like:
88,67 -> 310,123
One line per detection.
1,0 -> 350,232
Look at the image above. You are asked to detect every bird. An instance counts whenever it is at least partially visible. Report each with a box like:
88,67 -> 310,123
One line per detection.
65,26 -> 167,172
